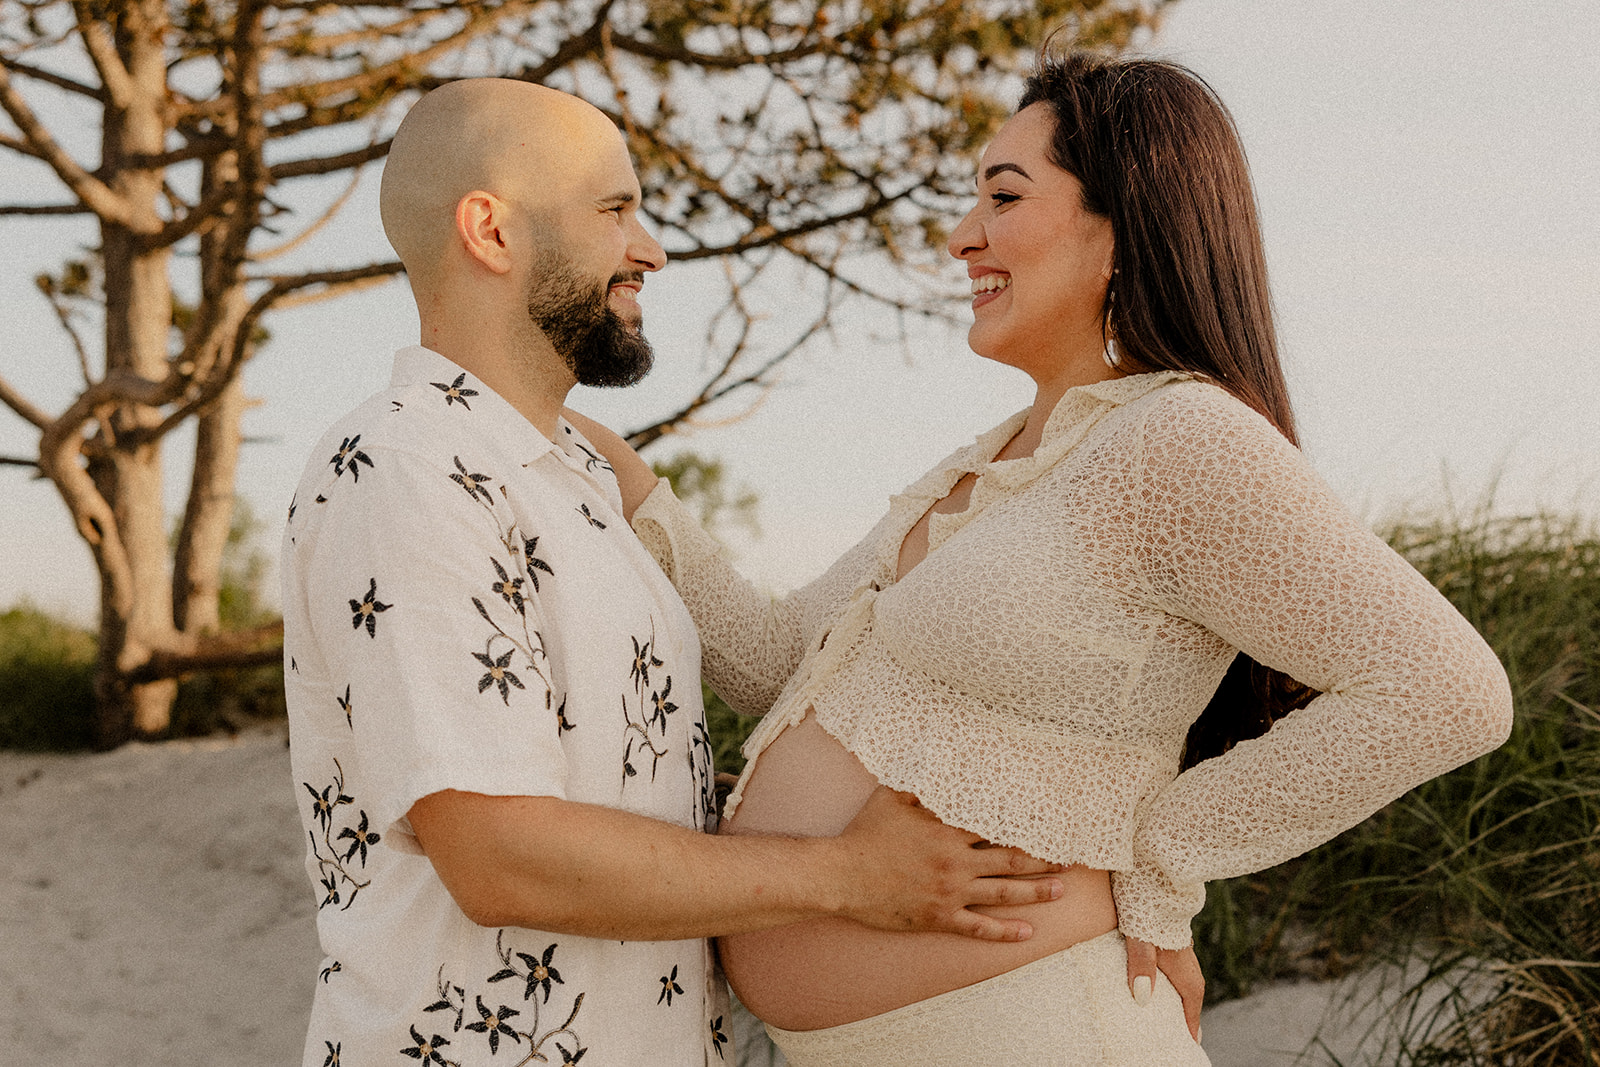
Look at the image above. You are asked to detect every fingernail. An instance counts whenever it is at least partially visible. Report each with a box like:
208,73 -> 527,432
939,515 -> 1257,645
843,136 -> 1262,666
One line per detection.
1197,1025 -> 1203,1044
1132,975 -> 1152,1005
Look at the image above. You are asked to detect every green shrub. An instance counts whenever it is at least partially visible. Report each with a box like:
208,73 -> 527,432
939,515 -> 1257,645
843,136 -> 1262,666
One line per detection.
0,606 -> 97,751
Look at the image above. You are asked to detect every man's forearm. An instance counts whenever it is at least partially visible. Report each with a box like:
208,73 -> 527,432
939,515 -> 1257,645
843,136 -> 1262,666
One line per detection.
410,787 -> 1062,943
412,790 -> 848,940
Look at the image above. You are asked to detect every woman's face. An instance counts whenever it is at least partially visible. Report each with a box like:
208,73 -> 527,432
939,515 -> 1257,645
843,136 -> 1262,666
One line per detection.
947,103 -> 1115,382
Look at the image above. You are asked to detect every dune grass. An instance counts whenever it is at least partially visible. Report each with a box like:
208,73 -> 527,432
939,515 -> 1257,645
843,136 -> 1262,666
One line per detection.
1193,508 -> 1600,1063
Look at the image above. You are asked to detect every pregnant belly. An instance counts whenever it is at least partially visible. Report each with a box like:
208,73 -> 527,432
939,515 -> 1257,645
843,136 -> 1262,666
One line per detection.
719,712 -> 1119,1031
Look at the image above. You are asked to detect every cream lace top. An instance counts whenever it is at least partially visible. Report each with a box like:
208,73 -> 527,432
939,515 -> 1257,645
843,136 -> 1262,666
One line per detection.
632,373 -> 1513,948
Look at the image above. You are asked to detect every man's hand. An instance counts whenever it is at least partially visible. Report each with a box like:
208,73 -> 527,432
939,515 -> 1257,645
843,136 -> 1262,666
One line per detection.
830,786 -> 1064,942
1125,936 -> 1204,1041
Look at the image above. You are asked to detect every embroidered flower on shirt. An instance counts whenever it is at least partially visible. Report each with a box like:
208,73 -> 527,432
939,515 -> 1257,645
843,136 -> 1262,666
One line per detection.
336,684 -> 353,728
556,1040 -> 587,1063
473,648 -> 526,704
576,502 -> 606,529
490,939 -> 565,1001
521,534 -> 554,592
348,578 -> 391,638
450,456 -> 494,505
400,1025 -> 453,1065
657,964 -> 683,1006
630,636 -> 661,690
710,1016 -> 728,1060
431,373 -> 479,409
337,810 -> 380,864
329,435 -> 373,481
489,557 -> 526,615
321,1040 -> 341,1066
648,677 -> 678,732
464,996 -> 521,1053
320,961 -> 341,983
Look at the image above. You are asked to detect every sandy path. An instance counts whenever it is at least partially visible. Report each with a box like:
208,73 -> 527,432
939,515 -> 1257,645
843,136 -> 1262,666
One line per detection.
1,728 -> 1393,1066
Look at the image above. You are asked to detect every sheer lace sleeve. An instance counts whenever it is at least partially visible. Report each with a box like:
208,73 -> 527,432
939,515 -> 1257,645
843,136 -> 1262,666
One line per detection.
631,477 -> 879,716
1113,387 -> 1514,948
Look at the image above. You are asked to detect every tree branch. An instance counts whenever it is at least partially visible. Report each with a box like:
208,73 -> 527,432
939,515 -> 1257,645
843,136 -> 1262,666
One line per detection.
140,260 -> 406,443
269,138 -> 391,181
0,62 -> 135,226
129,620 -> 285,682
0,56 -> 104,100
0,368 -> 54,430
0,202 -> 93,215
68,2 -> 134,107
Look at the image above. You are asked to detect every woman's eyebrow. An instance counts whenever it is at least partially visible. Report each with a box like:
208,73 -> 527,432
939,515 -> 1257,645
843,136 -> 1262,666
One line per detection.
983,162 -> 1031,182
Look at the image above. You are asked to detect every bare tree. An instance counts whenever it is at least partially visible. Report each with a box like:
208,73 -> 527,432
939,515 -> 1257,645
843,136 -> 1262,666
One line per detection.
0,0 -> 1169,746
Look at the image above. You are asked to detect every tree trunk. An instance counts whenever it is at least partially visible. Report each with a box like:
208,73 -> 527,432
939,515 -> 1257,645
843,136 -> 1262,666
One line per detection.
89,0 -> 182,745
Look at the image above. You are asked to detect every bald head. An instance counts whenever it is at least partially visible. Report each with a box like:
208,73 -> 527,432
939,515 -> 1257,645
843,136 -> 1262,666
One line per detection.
380,80 -> 629,286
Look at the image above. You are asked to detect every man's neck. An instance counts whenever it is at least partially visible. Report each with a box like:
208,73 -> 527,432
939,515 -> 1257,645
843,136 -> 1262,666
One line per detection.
418,318 -> 573,442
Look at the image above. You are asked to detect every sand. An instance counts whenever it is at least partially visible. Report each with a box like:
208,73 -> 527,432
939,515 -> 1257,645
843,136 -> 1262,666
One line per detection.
0,728 -> 1414,1066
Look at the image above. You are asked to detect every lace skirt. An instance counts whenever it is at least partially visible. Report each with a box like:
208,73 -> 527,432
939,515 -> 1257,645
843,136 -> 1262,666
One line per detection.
762,930 -> 1210,1066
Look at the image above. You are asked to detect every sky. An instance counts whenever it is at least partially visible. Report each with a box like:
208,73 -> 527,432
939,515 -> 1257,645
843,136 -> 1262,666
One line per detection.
1,0 -> 1597,623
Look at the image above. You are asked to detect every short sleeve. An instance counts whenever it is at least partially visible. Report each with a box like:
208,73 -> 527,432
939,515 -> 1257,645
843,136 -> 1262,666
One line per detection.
300,443 -> 568,846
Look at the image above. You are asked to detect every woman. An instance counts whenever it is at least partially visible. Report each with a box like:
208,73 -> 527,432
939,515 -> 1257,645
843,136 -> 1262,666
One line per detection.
576,51 -> 1512,1065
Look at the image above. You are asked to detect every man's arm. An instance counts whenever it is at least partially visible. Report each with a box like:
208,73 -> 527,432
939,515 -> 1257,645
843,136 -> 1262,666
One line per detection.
410,784 -> 1064,942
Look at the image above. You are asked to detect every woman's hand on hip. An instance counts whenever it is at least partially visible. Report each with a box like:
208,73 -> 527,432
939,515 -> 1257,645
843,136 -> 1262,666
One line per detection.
1125,936 -> 1204,1041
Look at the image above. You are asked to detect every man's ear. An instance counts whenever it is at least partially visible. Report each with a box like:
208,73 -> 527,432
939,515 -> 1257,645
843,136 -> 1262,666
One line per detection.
456,190 -> 515,275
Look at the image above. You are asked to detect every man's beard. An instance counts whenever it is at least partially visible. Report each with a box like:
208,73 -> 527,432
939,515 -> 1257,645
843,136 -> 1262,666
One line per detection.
526,251 -> 654,388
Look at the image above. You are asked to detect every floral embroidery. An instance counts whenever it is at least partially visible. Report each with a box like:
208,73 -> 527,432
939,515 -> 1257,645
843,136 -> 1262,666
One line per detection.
303,759 -> 377,910
464,996 -> 521,1053
657,964 -> 683,1006
451,456 -> 494,505
330,436 -> 373,480
431,373 -> 479,409
521,534 -> 555,592
473,647 -> 525,704
490,557 -> 526,615
489,940 -> 565,1004
348,578 -> 391,638
321,1039 -> 341,1066
576,502 -> 606,529
710,1016 -> 728,1060
401,1024 -> 453,1064
329,435 -> 374,482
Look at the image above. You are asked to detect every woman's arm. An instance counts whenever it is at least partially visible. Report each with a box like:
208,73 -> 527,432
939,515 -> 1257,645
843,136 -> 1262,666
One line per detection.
1115,388 -> 1513,948
562,407 -> 880,714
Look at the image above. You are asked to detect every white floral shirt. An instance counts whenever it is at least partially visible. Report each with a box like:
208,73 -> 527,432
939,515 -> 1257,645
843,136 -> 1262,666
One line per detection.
282,346 -> 726,1067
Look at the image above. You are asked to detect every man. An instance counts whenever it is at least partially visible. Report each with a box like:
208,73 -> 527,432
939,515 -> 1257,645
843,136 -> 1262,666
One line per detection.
282,79 -> 1062,1066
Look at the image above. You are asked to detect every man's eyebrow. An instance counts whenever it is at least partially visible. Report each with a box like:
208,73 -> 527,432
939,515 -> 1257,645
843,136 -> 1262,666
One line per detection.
983,162 -> 1031,182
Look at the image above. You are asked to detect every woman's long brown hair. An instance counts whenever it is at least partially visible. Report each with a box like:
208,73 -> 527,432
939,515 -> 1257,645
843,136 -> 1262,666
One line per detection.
1017,51 -> 1317,769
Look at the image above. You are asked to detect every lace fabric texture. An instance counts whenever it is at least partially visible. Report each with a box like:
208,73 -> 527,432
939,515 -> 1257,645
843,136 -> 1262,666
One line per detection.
632,373 -> 1513,948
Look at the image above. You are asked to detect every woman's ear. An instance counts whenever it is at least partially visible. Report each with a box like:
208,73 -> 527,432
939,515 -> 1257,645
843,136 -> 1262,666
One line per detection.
455,190 -> 515,275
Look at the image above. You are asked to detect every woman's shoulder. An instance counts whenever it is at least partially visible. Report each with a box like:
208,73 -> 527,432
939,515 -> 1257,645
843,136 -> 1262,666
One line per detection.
1130,376 -> 1293,451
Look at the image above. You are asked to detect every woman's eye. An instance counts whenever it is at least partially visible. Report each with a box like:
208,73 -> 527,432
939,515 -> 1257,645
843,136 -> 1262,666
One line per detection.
989,191 -> 1020,206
